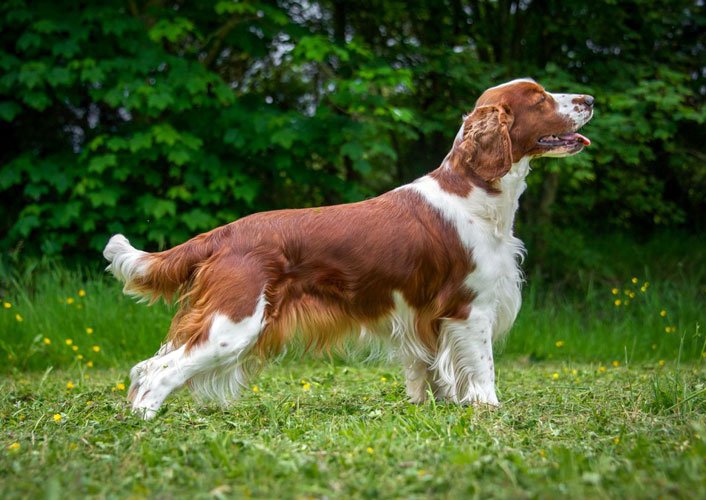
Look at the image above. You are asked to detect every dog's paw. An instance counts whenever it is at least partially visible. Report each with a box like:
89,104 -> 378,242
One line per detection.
128,358 -> 155,403
131,403 -> 159,420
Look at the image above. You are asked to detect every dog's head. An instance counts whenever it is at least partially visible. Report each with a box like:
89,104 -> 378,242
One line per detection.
451,78 -> 594,182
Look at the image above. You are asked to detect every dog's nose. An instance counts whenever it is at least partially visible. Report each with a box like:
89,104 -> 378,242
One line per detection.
583,95 -> 595,107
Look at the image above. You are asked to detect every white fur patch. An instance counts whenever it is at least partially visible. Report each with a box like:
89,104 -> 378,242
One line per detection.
103,234 -> 151,300
188,296 -> 268,403
129,293 -> 267,419
433,308 -> 498,404
389,291 -> 430,364
550,92 -> 593,130
488,77 -> 536,90
387,291 -> 433,403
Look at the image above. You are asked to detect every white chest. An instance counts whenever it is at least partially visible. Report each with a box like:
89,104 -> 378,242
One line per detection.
406,162 -> 529,339
463,229 -> 524,339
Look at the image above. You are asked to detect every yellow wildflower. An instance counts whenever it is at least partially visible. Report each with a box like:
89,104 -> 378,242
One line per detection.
72,345 -> 78,352
92,345 -> 100,352
555,340 -> 565,348
658,360 -> 665,367
614,299 -> 622,307
302,382 -> 311,391
8,442 -> 20,451
640,285 -> 647,293
66,381 -> 75,390
643,281 -> 650,288
86,400 -> 93,406
651,344 -> 657,350
571,369 -> 578,376
366,447 -> 374,454
116,382 -> 126,391
613,436 -> 620,445
15,313 -> 23,322
252,385 -> 260,393
78,289 -> 86,297
628,291 -> 635,298
660,310 -> 667,317
85,327 -> 94,335
65,339 -> 73,346
77,354 -> 84,360
612,360 -> 620,367
43,337 -> 51,345
380,376 -> 387,382
3,302 -> 11,309
631,277 -> 638,284
611,288 -> 619,295
551,372 -> 559,380
538,449 -> 546,458
598,366 -> 607,373
53,413 -> 62,422
86,361 -> 93,368
66,297 -> 75,305
665,326 -> 675,334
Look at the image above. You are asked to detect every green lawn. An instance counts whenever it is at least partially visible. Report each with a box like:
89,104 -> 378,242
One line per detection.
2,360 -> 705,498
1,256 -> 705,498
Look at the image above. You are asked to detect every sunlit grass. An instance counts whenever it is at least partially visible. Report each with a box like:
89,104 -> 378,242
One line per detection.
0,266 -> 172,371
1,243 -> 704,498
1,259 -> 703,372
1,361 -> 705,498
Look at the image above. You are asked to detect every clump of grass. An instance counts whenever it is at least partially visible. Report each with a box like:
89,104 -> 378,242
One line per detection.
0,265 -> 170,371
507,272 -> 705,364
646,330 -> 706,416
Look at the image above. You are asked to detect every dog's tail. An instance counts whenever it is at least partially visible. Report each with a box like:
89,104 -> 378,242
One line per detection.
103,227 -> 229,303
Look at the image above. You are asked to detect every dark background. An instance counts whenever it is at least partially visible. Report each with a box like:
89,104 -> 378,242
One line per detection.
1,0 -> 704,282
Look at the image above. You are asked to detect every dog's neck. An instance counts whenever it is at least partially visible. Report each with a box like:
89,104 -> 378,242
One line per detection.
495,157 -> 531,236
426,152 -> 531,238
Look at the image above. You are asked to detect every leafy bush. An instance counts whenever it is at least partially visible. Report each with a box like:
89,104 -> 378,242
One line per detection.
1,1 -> 704,270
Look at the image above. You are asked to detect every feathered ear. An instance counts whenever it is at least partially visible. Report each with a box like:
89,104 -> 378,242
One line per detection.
452,105 -> 514,182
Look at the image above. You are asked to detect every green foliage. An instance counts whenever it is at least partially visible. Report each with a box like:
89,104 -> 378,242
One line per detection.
0,0 -> 704,264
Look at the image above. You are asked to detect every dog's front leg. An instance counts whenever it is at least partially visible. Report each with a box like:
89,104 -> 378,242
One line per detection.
431,310 -> 499,406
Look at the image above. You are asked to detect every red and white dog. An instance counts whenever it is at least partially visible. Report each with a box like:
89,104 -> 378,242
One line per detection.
104,79 -> 593,419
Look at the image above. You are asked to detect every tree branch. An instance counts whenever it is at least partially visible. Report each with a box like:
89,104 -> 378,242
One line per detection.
202,15 -> 256,70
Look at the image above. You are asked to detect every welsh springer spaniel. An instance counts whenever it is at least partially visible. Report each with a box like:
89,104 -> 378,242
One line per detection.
104,78 -> 593,419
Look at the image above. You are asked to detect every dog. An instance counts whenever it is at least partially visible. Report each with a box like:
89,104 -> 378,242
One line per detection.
104,78 -> 593,419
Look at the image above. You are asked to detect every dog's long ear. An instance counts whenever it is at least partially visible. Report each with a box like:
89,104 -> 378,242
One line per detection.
452,105 -> 514,182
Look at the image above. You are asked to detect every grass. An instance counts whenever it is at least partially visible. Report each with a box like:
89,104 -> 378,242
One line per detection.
1,256 -> 703,372
0,235 -> 704,497
2,360 -> 706,498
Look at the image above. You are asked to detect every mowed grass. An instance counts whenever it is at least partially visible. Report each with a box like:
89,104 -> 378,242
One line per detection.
0,242 -> 704,498
2,361 -> 706,498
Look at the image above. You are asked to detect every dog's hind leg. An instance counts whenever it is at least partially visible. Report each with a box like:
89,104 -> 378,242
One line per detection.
129,293 -> 267,419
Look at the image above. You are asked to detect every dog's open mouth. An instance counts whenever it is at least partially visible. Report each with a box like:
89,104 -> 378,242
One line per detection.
537,132 -> 591,148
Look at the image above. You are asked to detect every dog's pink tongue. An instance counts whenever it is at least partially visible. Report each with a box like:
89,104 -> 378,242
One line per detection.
560,132 -> 591,146
575,133 -> 591,146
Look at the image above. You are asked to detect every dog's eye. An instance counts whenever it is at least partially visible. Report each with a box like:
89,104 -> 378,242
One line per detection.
536,94 -> 547,105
